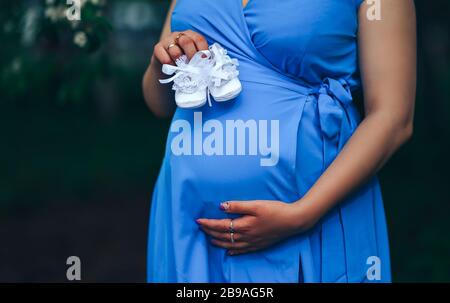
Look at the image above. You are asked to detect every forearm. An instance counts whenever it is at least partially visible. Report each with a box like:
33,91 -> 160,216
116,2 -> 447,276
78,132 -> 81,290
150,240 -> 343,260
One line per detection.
292,109 -> 413,229
142,56 -> 176,118
142,0 -> 178,118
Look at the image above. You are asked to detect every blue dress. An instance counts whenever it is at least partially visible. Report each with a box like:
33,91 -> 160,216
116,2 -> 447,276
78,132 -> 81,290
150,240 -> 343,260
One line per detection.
147,0 -> 391,283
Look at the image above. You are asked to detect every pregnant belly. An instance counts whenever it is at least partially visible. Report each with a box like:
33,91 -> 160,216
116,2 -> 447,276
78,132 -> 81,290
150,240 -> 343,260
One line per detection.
164,81 -> 310,217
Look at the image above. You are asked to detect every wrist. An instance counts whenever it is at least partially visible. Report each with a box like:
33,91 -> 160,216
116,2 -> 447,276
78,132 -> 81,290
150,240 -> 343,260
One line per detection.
290,198 -> 321,233
144,56 -> 167,86
149,55 -> 164,76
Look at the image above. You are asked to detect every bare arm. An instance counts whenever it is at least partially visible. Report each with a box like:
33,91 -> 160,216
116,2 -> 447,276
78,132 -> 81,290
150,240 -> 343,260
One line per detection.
142,0 -> 176,118
293,0 -> 417,225
142,0 -> 209,118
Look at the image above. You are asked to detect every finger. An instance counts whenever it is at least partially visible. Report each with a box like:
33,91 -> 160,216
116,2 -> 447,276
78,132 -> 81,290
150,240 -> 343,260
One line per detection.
196,218 -> 230,232
153,44 -> 173,65
227,249 -> 252,256
183,30 -> 209,50
220,201 -> 257,215
210,238 -> 248,250
167,44 -> 184,62
177,34 -> 198,60
200,226 -> 230,241
201,224 -> 249,242
226,217 -> 250,235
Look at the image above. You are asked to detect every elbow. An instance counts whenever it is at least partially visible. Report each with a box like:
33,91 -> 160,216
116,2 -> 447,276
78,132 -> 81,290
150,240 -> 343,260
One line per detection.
370,109 -> 414,147
143,93 -> 171,119
142,72 -> 173,119
370,105 -> 415,146
403,122 -> 414,142
151,106 -> 172,119
396,119 -> 414,146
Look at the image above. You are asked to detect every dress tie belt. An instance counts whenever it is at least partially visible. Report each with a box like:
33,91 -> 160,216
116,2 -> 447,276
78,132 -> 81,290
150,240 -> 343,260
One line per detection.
304,78 -> 379,282
311,77 -> 359,168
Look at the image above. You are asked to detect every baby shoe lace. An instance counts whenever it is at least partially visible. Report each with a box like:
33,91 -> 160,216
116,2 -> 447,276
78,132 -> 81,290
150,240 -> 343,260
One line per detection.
208,43 -> 240,88
159,50 -> 213,103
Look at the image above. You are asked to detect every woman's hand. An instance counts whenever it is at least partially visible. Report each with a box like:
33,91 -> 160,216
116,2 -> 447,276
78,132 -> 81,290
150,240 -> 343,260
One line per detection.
196,200 -> 317,256
143,27 -> 209,117
152,30 -> 209,67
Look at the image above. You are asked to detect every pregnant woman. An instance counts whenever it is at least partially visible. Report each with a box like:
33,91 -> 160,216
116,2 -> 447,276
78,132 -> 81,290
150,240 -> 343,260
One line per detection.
143,0 -> 416,282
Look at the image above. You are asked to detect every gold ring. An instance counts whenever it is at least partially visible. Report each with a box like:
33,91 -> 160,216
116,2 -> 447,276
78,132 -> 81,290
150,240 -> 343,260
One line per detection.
167,42 -> 177,50
174,32 -> 185,44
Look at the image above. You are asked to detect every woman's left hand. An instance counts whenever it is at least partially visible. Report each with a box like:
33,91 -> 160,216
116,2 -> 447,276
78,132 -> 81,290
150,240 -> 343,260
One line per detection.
196,200 -> 317,256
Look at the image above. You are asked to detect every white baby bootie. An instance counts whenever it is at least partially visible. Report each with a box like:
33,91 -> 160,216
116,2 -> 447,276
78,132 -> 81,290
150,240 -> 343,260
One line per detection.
159,50 -> 212,109
208,43 -> 242,102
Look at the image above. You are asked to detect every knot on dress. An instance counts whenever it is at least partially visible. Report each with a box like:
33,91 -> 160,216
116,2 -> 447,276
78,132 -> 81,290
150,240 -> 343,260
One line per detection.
307,78 -> 374,283
310,77 -> 358,168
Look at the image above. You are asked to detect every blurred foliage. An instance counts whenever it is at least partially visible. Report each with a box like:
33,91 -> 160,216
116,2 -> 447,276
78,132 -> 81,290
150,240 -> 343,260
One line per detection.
0,0 -> 449,282
0,0 -> 112,106
41,0 -> 111,52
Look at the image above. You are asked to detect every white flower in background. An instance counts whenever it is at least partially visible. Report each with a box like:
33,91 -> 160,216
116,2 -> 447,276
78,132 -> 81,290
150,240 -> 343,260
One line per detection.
90,0 -> 106,6
45,7 -> 59,22
45,4 -> 67,22
57,5 -> 68,19
73,31 -> 88,48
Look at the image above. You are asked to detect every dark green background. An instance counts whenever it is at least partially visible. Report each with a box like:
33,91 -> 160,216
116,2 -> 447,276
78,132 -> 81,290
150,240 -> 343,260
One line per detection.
1,0 -> 449,282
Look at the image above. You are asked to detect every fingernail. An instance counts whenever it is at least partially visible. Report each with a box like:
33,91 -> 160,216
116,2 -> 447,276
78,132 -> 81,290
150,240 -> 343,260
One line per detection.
228,251 -> 234,256
220,202 -> 230,211
196,219 -> 201,224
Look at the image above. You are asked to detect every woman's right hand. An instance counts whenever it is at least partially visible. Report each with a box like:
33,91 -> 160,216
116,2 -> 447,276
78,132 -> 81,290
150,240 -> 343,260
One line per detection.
145,3 -> 209,117
151,30 -> 209,67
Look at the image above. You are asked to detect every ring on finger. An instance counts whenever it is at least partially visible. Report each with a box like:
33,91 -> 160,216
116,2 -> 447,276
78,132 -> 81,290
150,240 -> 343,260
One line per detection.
174,32 -> 185,44
229,219 -> 234,233
230,232 -> 235,244
167,42 -> 177,50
